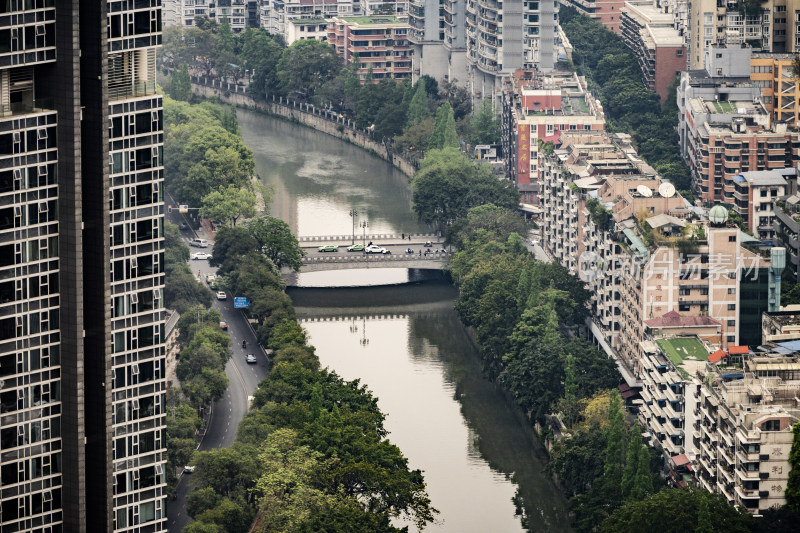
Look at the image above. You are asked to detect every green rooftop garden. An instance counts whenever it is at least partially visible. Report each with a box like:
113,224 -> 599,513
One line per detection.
656,337 -> 709,369
712,101 -> 737,113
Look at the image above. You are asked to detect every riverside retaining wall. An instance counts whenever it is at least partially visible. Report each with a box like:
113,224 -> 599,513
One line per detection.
189,78 -> 417,178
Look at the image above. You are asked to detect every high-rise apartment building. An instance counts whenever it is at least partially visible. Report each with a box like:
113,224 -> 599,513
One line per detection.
0,1 -> 167,531
465,0 -> 558,100
163,0 -> 247,31
561,0 -> 628,34
407,0 -> 468,85
688,0 -> 800,71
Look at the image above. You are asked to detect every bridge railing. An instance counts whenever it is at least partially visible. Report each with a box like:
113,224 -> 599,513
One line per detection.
298,232 -> 439,243
301,253 -> 446,263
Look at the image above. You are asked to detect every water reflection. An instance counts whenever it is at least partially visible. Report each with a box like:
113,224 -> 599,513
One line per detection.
292,284 -> 571,533
237,108 -> 429,237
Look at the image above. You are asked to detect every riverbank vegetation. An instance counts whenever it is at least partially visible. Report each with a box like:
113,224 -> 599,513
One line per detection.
560,8 -> 690,193
411,149 -> 519,234
160,16 -> 502,157
179,229 -> 437,533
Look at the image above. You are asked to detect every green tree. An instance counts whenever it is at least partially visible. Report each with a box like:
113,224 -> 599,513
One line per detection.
428,102 -> 459,150
471,99 -> 501,145
561,353 -> 578,425
620,424 -> 642,499
411,148 -> 518,234
787,422 -> 800,510
603,389 -> 625,501
246,215 -> 304,271
631,443 -> 654,501
200,185 -> 257,227
187,487 -> 222,518
195,499 -> 254,533
169,62 -> 193,101
600,488 -> 752,533
276,39 -> 341,98
448,204 -> 530,249
406,81 -> 432,128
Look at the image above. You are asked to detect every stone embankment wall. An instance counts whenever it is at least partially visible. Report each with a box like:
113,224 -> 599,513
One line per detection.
189,77 -> 417,178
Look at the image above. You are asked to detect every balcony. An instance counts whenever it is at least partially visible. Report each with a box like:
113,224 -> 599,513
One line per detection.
0,97 -> 54,119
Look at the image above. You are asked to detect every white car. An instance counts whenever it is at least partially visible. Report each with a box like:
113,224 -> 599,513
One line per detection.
365,245 -> 390,254
191,252 -> 211,260
216,291 -> 227,300
529,240 -> 540,247
184,465 -> 196,473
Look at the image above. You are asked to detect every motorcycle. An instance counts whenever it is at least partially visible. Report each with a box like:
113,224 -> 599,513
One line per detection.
242,340 -> 247,349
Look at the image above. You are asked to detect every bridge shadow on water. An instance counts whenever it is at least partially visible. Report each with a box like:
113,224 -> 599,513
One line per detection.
287,269 -> 455,310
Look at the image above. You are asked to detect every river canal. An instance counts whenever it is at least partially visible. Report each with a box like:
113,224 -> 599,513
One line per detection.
237,109 -> 571,532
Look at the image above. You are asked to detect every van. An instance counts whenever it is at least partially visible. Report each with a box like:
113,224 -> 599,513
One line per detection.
190,238 -> 208,248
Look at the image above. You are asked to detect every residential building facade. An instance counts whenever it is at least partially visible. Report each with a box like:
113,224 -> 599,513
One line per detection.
465,0 -> 558,101
407,0 -> 468,85
688,0 -> 800,71
730,169 -> 789,239
681,94 -> 799,205
501,69 -> 606,204
620,1 -> 687,104
561,0 -> 628,34
693,350 -> 800,512
750,52 -> 800,127
163,0 -> 247,31
328,16 -> 412,81
0,1 -> 167,531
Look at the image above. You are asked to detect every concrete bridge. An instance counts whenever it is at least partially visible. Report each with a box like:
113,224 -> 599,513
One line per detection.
297,253 -> 446,272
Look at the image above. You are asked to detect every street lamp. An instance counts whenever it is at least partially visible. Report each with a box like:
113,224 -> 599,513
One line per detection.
349,209 -> 358,244
360,220 -> 368,247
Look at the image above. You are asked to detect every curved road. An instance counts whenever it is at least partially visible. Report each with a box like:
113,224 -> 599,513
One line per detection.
167,216 -> 269,531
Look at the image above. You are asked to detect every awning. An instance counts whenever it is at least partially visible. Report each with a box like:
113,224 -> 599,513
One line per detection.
728,345 -> 749,355
671,454 -> 691,467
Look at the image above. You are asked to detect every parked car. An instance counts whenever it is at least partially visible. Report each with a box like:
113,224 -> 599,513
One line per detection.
318,244 -> 339,252
219,321 -> 228,331
205,274 -> 217,284
184,465 -> 196,473
191,252 -> 211,260
530,239 -> 540,247
190,238 -> 208,248
347,244 -> 365,252
216,291 -> 227,300
423,241 -> 433,247
365,245 -> 390,254
245,354 -> 257,364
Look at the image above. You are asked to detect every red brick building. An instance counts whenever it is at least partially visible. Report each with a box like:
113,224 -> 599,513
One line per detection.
562,0 -> 628,34
620,1 -> 686,104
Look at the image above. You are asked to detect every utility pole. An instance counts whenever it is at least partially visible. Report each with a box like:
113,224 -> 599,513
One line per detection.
360,220 -> 368,248
350,209 -> 358,244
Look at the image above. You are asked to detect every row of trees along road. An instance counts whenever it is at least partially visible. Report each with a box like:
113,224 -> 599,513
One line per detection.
559,7 -> 691,196
179,226 -> 437,533
160,16 -> 502,156
163,221 -> 228,496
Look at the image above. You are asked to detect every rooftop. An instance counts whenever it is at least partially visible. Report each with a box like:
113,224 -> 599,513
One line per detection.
734,170 -> 789,187
646,310 -> 722,329
336,16 -> 403,25
291,18 -> 327,24
656,336 -> 710,368
646,25 -> 684,47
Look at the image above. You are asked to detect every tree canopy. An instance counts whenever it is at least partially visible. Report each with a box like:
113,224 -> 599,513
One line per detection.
411,148 -> 518,234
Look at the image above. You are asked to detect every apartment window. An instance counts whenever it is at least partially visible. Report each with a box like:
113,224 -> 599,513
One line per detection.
676,49 -> 683,57
761,419 -> 780,431
727,335 -> 736,342
728,235 -> 736,242
728,304 -> 736,310
728,288 -> 736,294
727,319 -> 735,326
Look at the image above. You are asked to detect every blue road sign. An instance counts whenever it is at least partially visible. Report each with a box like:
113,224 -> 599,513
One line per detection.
234,297 -> 250,309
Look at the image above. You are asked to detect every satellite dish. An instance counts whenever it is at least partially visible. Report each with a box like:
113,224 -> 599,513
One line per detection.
659,182 -> 676,198
637,185 -> 653,198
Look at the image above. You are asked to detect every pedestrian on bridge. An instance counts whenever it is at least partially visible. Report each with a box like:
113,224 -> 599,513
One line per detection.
402,233 -> 405,240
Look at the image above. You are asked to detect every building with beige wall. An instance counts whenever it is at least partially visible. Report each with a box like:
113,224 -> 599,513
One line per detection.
693,350 -> 800,512
689,0 -> 800,71
751,53 -> 800,127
